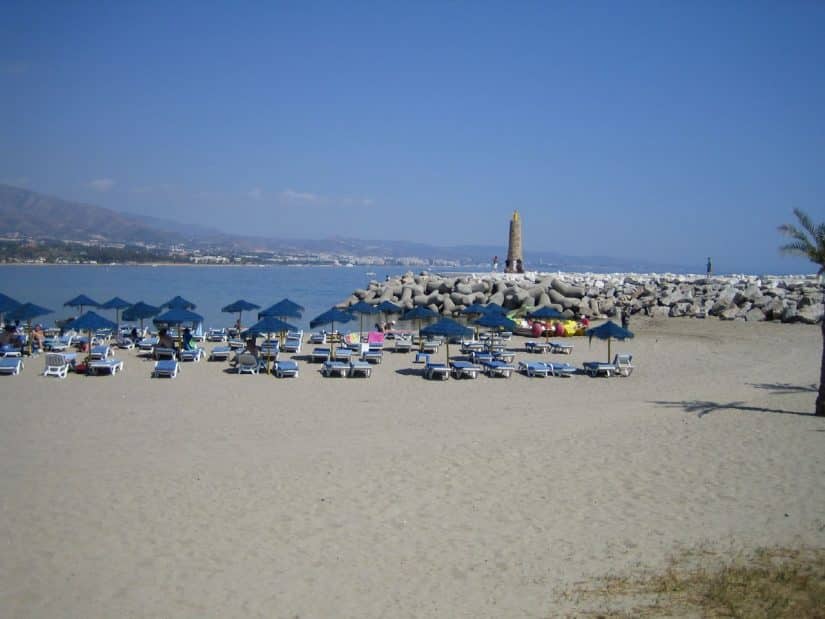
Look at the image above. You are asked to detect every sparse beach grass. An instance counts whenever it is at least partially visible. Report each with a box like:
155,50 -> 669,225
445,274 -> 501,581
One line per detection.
568,546 -> 825,618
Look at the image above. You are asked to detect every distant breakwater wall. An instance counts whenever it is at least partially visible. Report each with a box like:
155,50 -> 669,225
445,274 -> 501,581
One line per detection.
338,272 -> 824,324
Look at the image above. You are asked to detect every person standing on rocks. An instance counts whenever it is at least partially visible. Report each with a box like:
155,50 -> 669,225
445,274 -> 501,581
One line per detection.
621,308 -> 630,330
706,257 -> 712,278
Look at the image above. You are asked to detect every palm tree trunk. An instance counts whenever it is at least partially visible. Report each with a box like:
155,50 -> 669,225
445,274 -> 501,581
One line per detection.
818,298 -> 825,416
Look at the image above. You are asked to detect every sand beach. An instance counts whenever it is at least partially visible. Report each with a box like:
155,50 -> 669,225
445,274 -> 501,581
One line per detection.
2,316 -> 824,617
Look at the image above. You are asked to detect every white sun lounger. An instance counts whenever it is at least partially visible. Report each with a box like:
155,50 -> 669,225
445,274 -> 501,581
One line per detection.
88,358 -> 124,376
43,352 -> 74,379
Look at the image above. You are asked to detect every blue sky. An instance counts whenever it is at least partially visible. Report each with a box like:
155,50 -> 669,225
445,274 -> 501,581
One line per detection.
2,1 -> 824,274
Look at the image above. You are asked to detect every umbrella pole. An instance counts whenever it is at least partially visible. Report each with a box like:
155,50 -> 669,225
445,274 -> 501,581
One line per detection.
266,331 -> 272,374
608,337 -> 612,363
27,320 -> 32,356
330,321 -> 335,361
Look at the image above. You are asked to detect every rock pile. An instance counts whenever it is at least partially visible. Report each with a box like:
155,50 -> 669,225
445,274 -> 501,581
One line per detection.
338,272 -> 824,324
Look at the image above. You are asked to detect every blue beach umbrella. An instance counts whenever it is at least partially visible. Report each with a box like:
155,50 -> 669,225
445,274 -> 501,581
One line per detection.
222,299 -> 260,333
0,292 -> 21,326
64,294 -> 100,316
458,302 -> 492,337
243,316 -> 299,373
348,300 -> 382,340
375,300 -> 402,331
154,307 -> 204,325
154,307 -> 205,348
99,297 -> 132,331
421,317 -> 473,362
474,312 -> 517,332
7,302 -> 54,355
527,306 -> 564,344
122,301 -> 160,332
259,298 -> 305,320
401,305 -> 439,351
310,308 -> 355,360
161,295 -> 197,310
459,302 -> 491,316
67,311 -> 118,368
482,302 -> 507,315
0,292 -> 21,315
585,320 -> 634,362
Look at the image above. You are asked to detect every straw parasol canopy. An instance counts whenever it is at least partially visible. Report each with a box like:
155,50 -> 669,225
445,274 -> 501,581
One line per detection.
585,320 -> 634,362
421,317 -> 473,363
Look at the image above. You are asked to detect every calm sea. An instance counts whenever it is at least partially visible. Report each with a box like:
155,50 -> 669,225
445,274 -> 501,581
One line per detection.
1,264 -> 443,330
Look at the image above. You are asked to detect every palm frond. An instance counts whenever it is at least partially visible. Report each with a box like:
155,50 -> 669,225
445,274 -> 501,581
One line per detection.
779,240 -> 815,257
793,208 -> 817,238
778,223 -> 810,245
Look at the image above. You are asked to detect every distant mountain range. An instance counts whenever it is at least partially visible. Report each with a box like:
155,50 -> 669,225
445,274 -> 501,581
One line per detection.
0,184 -> 690,272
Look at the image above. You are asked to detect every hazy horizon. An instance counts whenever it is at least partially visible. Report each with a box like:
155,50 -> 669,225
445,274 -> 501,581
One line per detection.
2,2 -> 824,274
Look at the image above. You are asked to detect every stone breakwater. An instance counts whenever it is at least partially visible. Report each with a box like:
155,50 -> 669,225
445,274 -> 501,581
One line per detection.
338,272 -> 824,324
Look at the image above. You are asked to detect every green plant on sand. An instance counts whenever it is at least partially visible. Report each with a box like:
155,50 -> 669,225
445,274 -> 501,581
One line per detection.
567,546 -> 825,618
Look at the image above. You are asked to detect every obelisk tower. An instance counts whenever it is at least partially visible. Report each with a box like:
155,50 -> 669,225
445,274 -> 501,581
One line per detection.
505,210 -> 523,273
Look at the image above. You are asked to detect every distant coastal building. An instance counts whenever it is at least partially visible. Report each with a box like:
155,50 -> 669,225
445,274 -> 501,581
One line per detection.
505,210 -> 524,273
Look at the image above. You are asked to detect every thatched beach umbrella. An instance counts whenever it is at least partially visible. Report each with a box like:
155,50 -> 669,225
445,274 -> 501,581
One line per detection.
154,307 -> 205,350
474,312 -> 517,342
222,299 -> 260,334
7,302 -> 53,355
64,294 -> 100,316
585,320 -> 634,362
161,295 -> 196,310
259,298 -> 305,320
421,317 -> 473,364
66,311 -> 117,371
99,297 -> 132,333
122,301 -> 160,333
310,308 -> 354,360
244,316 -> 298,374
527,306 -> 564,345
401,306 -> 438,351
348,300 -> 382,342
0,292 -> 21,326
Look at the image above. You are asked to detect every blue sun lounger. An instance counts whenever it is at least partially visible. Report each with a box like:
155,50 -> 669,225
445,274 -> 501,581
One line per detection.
482,360 -> 515,378
547,362 -> 577,377
152,359 -> 179,378
518,360 -> 552,377
424,361 -> 450,380
179,347 -> 204,362
311,347 -> 331,363
274,360 -> 299,378
582,361 -> 616,377
321,359 -> 349,377
450,360 -> 482,379
0,357 -> 23,375
209,346 -> 232,361
348,359 -> 372,378
524,341 -> 551,354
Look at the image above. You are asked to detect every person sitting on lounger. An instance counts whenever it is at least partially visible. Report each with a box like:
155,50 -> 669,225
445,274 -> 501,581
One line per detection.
158,328 -> 175,349
182,327 -> 196,351
31,324 -> 45,349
